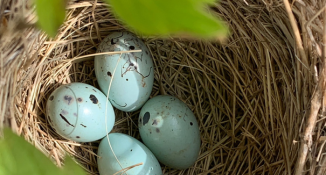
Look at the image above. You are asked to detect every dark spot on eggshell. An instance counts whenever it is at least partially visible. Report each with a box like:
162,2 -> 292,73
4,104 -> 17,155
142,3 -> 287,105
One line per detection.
139,117 -> 142,123
143,112 -> 150,125
85,87 -> 88,88
92,89 -> 97,92
110,39 -> 116,45
76,136 -> 80,138
80,124 -> 86,128
61,110 -> 68,115
130,149 -> 133,152
77,98 -> 83,102
112,99 -> 127,107
89,94 -> 98,104
152,120 -> 157,125
129,45 -> 135,50
190,122 -> 193,126
60,114 -> 74,127
126,79 -> 128,81
130,63 -> 134,67
156,128 -> 160,133
73,113 -> 77,117
107,71 -> 112,77
63,95 -> 74,105
49,96 -> 54,101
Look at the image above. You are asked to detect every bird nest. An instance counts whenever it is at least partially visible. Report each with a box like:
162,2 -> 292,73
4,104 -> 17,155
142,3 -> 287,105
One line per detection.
1,0 -> 326,174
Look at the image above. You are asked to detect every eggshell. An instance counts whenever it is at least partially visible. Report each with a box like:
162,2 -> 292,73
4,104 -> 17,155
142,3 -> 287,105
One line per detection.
46,82 -> 115,142
97,133 -> 162,175
94,31 -> 154,112
138,95 -> 201,169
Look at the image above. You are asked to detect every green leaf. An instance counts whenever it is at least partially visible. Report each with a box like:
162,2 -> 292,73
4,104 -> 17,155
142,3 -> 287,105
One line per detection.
62,156 -> 87,175
107,0 -> 228,39
35,0 -> 66,38
0,128 -> 86,175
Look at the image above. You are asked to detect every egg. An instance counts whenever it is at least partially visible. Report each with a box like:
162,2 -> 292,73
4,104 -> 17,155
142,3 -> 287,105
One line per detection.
46,82 -> 115,142
94,31 -> 154,112
97,133 -> 162,175
138,95 -> 201,169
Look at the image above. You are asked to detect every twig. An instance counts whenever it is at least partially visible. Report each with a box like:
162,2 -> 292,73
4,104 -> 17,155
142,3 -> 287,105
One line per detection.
305,6 -> 326,57
318,7 -> 326,175
112,162 -> 143,175
283,0 -> 308,66
294,6 -> 326,175
50,148 -> 62,167
295,70 -> 323,175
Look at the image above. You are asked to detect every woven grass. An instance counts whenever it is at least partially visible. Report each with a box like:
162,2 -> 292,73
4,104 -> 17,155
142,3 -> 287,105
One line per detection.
1,0 -> 326,174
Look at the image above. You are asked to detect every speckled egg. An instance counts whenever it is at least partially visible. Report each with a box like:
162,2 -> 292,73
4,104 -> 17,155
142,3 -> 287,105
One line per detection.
94,31 -> 154,112
138,95 -> 201,169
97,133 -> 162,175
46,82 -> 115,142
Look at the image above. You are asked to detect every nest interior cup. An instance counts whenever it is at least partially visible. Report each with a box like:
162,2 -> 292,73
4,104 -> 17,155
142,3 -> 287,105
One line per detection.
1,0 -> 326,174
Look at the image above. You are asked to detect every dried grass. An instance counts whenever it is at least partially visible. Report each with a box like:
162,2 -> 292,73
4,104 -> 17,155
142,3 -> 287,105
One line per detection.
1,0 -> 326,174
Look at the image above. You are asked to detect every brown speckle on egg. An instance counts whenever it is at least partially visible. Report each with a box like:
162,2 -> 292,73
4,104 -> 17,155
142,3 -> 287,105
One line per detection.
63,95 -> 74,105
61,110 -> 68,115
77,97 -> 83,102
89,94 -> 98,104
60,114 -> 74,127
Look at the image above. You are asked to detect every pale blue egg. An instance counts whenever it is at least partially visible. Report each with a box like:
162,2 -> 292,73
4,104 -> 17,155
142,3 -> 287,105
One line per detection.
94,31 -> 154,112
46,82 -> 115,142
138,95 -> 201,169
97,133 -> 162,175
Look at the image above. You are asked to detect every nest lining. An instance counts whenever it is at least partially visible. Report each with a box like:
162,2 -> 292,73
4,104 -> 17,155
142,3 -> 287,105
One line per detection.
1,0 -> 326,174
